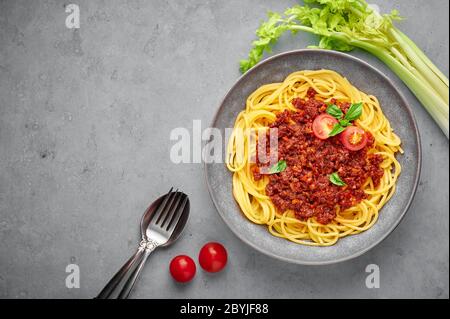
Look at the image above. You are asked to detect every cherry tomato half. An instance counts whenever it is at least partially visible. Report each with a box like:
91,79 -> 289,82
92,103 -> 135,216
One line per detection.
198,242 -> 228,273
169,255 -> 196,283
340,126 -> 368,151
312,114 -> 339,139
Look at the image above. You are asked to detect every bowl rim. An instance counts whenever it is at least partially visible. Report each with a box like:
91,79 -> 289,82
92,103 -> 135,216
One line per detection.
204,49 -> 422,265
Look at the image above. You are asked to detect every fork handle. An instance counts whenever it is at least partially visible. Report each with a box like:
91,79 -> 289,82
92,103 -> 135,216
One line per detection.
117,239 -> 158,299
96,242 -> 146,299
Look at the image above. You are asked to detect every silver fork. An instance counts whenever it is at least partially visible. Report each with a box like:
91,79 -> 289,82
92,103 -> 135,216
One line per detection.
96,189 -> 190,299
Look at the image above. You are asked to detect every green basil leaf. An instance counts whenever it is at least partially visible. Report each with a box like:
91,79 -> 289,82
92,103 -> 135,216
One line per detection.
339,119 -> 350,127
329,172 -> 347,186
344,102 -> 363,121
328,123 -> 345,137
268,160 -> 287,174
326,104 -> 343,119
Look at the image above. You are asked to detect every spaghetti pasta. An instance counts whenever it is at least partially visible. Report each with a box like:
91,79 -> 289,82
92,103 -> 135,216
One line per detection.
226,69 -> 402,246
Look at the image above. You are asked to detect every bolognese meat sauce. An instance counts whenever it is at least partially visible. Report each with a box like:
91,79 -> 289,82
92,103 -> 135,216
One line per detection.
254,88 -> 384,225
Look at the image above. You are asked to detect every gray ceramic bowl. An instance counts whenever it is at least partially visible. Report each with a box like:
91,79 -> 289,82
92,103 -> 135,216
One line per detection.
205,49 -> 421,265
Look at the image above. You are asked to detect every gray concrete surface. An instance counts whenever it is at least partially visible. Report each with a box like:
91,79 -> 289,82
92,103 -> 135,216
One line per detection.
0,0 -> 448,299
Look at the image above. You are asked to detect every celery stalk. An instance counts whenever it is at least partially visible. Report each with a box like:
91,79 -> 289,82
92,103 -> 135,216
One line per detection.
389,28 -> 449,104
395,28 -> 449,87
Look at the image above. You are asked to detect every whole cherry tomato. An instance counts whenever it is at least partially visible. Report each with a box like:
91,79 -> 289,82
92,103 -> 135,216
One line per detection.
198,242 -> 228,273
169,255 -> 196,283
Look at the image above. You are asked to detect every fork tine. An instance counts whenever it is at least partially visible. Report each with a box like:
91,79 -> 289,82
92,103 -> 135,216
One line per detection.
143,187 -> 172,224
151,188 -> 177,224
154,191 -> 181,226
160,192 -> 184,228
166,195 -> 189,233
